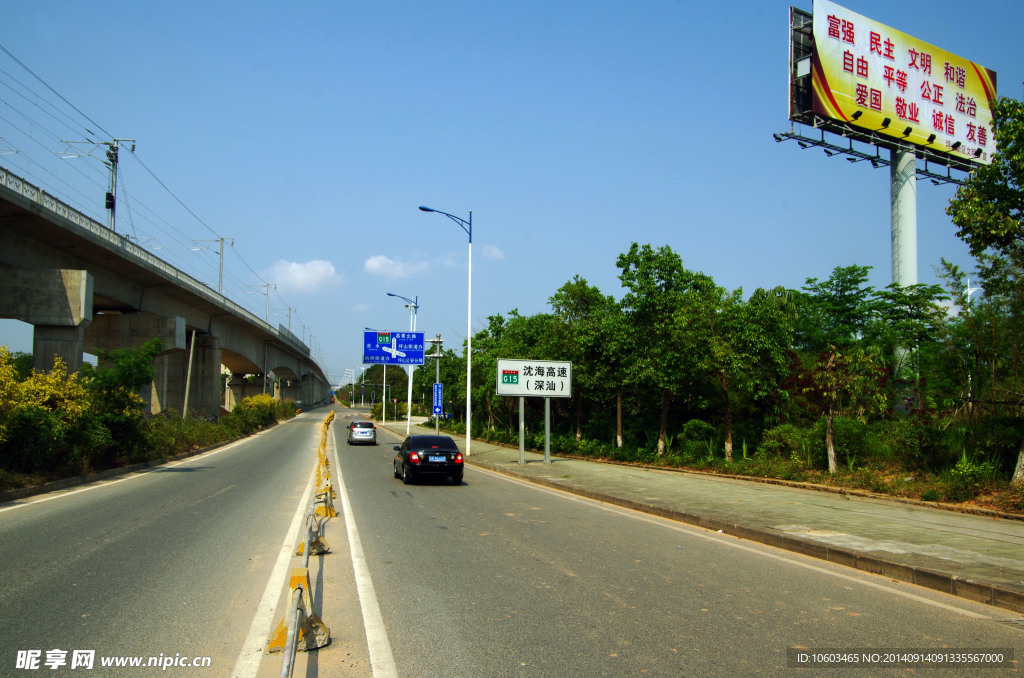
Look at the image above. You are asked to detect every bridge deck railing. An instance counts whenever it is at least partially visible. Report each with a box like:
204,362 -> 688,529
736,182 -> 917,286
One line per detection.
0,165 -> 318,367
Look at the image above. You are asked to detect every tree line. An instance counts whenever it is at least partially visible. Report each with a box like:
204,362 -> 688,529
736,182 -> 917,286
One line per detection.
401,97 -> 1024,496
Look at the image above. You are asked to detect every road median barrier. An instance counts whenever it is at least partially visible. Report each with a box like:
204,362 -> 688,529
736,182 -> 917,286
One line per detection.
268,411 -> 336,675
267,567 -> 330,664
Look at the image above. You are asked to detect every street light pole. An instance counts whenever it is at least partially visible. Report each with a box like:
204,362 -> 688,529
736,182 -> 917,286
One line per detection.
387,292 -> 419,435
419,206 -> 472,455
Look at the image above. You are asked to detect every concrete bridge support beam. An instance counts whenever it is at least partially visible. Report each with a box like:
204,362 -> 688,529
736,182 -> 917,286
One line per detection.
154,333 -> 222,419
0,268 -> 93,373
280,380 -> 301,403
85,314 -> 186,355
225,375 -> 269,410
188,334 -> 222,418
33,324 -> 90,373
85,314 -> 191,415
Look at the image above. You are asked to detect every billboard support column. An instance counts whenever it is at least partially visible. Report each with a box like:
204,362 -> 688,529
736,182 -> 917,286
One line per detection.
890,147 -> 918,287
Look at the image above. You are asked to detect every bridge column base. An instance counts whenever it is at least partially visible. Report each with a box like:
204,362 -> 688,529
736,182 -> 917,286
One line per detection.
33,324 -> 89,374
153,333 -> 222,419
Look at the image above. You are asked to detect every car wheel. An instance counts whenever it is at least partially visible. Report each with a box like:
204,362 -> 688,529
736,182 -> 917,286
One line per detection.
451,475 -> 463,486
393,461 -> 401,479
402,465 -> 413,485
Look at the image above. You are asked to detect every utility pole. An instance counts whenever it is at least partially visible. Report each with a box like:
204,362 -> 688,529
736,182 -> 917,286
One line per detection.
426,333 -> 443,434
190,237 -> 233,293
58,138 -> 134,233
103,139 -> 135,233
259,283 -> 276,322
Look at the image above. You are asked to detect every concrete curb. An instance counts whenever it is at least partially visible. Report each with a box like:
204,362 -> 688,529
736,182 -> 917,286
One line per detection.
467,455 -> 1024,615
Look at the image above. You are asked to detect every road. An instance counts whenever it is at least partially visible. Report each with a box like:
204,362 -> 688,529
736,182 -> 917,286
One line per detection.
0,413 -> 324,676
335,411 -> 1023,677
1,407 -> 1021,677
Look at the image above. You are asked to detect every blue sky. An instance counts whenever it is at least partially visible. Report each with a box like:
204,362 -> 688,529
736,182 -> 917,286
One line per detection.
2,0 -> 1022,386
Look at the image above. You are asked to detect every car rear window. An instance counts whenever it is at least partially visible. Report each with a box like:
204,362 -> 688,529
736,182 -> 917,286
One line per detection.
353,422 -> 374,429
412,436 -> 457,450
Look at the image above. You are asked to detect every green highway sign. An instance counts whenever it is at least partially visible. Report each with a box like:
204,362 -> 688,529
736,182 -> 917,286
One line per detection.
495,359 -> 572,398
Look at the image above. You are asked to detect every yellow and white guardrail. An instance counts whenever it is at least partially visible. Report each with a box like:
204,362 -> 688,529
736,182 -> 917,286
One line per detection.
267,411 -> 336,675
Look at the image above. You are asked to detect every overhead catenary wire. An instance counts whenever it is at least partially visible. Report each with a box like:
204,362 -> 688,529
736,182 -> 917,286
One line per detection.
0,41 -> 319,354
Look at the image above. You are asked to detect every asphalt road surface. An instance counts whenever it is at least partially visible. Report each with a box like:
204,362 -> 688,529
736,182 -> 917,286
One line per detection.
0,413 -> 324,676
2,407 -> 1021,677
335,412 -> 1023,677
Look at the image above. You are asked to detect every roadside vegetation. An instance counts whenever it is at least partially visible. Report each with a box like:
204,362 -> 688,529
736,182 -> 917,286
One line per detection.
4,98 -> 1023,514
410,97 -> 1024,515
0,339 -> 296,492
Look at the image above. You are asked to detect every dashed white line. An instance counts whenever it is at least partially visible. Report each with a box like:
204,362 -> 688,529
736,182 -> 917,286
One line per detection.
331,432 -> 399,678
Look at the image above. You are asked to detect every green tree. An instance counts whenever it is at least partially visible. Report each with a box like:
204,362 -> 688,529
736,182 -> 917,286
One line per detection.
864,282 -> 950,412
81,337 -> 164,464
793,265 -> 877,352
946,96 -> 1024,484
617,243 -> 713,454
679,286 -> 795,462
802,345 -> 888,473
550,277 -> 619,442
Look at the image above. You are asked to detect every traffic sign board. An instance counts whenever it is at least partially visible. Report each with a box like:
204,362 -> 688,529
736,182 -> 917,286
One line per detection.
432,383 -> 443,415
362,331 -> 425,365
495,359 -> 572,398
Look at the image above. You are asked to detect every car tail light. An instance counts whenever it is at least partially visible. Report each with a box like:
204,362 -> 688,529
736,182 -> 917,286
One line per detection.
454,452 -> 463,464
409,452 -> 421,464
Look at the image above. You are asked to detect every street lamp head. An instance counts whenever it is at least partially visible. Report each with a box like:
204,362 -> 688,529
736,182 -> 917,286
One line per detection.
418,206 -> 435,213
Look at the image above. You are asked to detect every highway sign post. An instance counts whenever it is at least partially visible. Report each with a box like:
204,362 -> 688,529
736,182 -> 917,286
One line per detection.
495,359 -> 572,464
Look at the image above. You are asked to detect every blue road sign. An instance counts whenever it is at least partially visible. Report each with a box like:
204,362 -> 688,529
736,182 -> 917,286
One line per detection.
432,383 -> 443,415
363,331 -> 425,365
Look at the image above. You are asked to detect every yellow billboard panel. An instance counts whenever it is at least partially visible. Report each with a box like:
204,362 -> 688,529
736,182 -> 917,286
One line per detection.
811,0 -> 997,164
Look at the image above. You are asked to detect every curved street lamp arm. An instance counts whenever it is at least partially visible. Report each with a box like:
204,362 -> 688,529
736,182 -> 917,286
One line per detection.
419,205 -> 471,242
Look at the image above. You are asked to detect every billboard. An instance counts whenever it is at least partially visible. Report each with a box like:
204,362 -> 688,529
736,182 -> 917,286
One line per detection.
805,0 -> 996,164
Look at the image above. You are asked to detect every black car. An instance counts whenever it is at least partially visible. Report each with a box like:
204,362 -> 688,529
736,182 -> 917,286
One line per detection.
393,435 -> 464,485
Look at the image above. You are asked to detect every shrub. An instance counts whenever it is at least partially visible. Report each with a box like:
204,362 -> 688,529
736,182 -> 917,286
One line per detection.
223,394 -> 279,435
944,452 -> 999,502
757,423 -> 808,459
674,419 -> 719,462
811,416 -> 868,470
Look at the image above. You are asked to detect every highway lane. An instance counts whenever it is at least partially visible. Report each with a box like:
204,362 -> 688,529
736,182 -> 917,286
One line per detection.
336,419 -> 1024,677
0,412 -> 325,677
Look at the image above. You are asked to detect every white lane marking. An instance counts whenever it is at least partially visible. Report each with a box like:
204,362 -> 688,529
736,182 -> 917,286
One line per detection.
332,428 -> 399,678
231,427 -> 319,678
0,424 -> 285,514
472,464 -> 993,620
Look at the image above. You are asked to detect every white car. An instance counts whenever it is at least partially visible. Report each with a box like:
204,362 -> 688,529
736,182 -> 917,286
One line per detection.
347,420 -> 377,445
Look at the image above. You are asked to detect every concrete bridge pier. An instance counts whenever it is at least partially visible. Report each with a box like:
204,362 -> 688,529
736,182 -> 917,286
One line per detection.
85,316 -> 221,418
33,324 -> 90,373
280,379 -> 302,404
0,268 -> 93,373
225,374 -> 273,410
161,333 -> 221,418
85,314 -> 187,414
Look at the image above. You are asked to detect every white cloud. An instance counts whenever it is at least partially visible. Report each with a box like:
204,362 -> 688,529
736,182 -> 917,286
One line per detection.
265,259 -> 342,293
364,255 -> 429,277
479,244 -> 505,260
